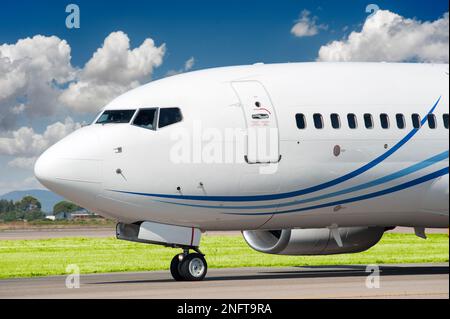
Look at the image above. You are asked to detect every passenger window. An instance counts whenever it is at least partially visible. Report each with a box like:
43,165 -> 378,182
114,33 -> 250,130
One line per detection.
396,114 -> 406,129
296,114 -> 307,129
133,109 -> 157,130
330,114 -> 340,129
96,110 -> 136,124
411,114 -> 421,129
443,114 -> 449,129
159,108 -> 183,128
380,114 -> 390,129
347,114 -> 358,129
427,114 -> 437,129
313,114 -> 324,129
364,114 -> 374,129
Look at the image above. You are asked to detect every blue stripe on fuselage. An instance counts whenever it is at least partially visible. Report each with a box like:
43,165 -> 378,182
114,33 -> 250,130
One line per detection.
109,96 -> 442,202
223,167 -> 449,216
154,151 -> 449,210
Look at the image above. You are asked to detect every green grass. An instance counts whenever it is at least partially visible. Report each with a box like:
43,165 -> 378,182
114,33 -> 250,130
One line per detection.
0,234 -> 448,279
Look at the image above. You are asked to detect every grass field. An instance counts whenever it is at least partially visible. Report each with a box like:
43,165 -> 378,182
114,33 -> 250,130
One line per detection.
0,233 -> 448,279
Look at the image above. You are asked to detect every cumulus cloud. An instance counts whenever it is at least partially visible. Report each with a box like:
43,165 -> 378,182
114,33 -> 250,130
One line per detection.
318,10 -> 449,63
7,157 -> 38,170
0,35 -> 75,130
291,10 -> 327,37
59,31 -> 166,113
0,31 -> 166,130
184,57 -> 195,71
0,117 -> 81,158
166,56 -> 196,76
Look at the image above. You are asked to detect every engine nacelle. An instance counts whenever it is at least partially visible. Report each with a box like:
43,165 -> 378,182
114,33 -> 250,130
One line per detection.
242,227 -> 385,255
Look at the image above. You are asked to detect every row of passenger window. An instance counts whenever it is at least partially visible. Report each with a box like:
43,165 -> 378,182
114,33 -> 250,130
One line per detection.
96,108 -> 183,130
296,113 -> 449,130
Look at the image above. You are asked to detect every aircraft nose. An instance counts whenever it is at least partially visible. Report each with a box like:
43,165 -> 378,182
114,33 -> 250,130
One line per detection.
34,126 -> 103,211
34,150 -> 56,188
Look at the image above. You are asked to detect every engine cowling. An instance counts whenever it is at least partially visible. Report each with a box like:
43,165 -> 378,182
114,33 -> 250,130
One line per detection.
242,227 -> 385,255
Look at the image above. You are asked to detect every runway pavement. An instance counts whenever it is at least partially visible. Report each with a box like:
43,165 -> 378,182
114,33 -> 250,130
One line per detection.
0,228 -> 244,240
0,264 -> 448,299
0,227 -> 447,240
0,227 -> 116,240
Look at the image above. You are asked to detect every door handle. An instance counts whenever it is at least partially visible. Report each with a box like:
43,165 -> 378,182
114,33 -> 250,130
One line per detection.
244,155 -> 282,164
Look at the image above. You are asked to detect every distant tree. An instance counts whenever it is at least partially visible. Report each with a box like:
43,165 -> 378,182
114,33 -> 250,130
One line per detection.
0,200 -> 15,213
24,211 -> 46,221
0,211 -> 19,222
0,196 -> 45,222
15,196 -> 42,213
53,201 -> 83,215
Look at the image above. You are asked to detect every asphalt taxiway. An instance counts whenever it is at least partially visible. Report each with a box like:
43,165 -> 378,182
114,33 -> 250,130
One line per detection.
0,227 -> 115,240
0,264 -> 448,299
0,227 -> 446,240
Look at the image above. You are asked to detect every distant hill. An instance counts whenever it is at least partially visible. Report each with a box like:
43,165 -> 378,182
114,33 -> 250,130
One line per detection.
0,189 -> 64,214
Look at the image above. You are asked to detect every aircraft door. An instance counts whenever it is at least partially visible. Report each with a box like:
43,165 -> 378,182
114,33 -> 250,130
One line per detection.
231,81 -> 280,164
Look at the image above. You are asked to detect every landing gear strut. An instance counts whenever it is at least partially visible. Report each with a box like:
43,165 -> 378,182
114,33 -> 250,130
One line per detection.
170,248 -> 208,281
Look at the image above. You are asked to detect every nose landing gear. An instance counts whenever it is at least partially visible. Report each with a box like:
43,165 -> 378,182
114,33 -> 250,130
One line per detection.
170,249 -> 208,281
115,222 -> 207,281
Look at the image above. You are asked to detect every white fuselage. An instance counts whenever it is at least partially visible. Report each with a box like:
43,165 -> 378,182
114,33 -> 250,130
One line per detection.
35,62 -> 449,231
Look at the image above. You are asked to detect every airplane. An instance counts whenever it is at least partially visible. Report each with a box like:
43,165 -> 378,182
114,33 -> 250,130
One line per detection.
34,62 -> 449,281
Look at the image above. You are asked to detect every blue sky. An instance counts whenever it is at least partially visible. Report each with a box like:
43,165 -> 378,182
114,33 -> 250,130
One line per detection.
0,0 -> 448,194
1,0 -> 448,77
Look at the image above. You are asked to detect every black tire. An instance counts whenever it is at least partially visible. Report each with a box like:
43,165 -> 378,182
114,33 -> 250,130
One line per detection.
179,253 -> 208,281
170,254 -> 184,281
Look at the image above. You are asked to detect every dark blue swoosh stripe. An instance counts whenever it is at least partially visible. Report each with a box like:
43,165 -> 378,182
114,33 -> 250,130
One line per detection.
224,167 -> 449,216
110,96 -> 441,202
154,151 -> 449,210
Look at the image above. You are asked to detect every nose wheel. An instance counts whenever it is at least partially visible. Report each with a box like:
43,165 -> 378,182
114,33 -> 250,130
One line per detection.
170,251 -> 208,281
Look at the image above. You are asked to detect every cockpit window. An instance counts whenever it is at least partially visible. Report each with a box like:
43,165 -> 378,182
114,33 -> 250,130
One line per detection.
96,110 -> 136,124
133,109 -> 158,130
91,111 -> 103,125
158,108 -> 183,128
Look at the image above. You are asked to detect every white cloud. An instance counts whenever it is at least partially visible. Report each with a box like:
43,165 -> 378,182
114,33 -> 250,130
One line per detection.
318,10 -> 449,63
59,31 -> 166,113
184,57 -> 195,71
0,117 -> 81,158
0,31 -> 166,130
7,157 -> 37,170
0,35 -> 75,130
166,56 -> 196,76
291,10 -> 327,37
